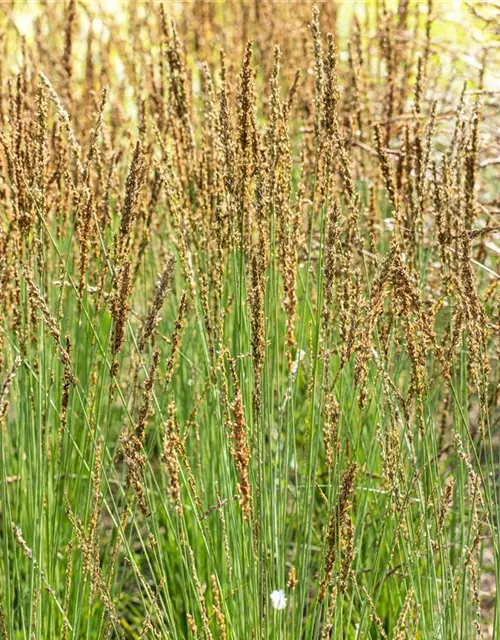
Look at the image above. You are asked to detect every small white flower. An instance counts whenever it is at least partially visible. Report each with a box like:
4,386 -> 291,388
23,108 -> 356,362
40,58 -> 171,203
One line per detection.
270,589 -> 287,611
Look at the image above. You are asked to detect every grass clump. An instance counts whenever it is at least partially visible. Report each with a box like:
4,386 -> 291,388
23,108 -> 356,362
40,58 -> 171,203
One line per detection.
0,1 -> 500,638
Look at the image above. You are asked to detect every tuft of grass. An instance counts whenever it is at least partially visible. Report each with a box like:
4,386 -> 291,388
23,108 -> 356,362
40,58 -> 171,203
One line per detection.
0,1 -> 500,638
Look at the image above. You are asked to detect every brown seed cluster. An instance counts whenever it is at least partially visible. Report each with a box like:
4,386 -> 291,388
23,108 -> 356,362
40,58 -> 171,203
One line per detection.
228,356 -> 252,521
319,462 -> 358,601
121,349 -> 160,516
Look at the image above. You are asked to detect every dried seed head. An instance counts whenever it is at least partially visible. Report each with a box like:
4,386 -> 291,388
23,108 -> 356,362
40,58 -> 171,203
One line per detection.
138,255 -> 176,352
319,462 -> 358,600
287,566 -> 298,590
165,291 -> 188,390
228,355 -> 252,520
162,400 -> 183,515
121,350 -> 160,516
210,575 -> 227,640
